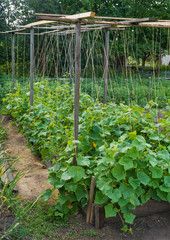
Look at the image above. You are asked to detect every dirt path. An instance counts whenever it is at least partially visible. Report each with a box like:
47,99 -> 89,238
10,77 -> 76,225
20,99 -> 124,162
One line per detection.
2,115 -> 52,200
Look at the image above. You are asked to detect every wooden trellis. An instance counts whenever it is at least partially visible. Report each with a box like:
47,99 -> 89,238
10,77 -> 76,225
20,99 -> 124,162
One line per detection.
1,11 -> 170,228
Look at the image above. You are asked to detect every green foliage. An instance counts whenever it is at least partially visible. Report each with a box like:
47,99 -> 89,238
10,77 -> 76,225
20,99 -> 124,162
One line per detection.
3,79 -> 170,229
81,76 -> 170,108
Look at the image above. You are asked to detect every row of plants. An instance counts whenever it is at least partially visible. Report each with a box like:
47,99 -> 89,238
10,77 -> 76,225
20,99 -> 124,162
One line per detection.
80,76 -> 170,108
3,79 -> 170,232
1,73 -> 170,108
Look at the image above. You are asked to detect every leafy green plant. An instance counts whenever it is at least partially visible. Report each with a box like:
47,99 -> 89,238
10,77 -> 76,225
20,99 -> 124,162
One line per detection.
3,79 -> 170,231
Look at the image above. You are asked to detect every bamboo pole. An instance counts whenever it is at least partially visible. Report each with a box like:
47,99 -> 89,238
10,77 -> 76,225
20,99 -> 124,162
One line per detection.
69,34 -> 73,86
30,28 -> 34,107
73,23 -> 81,166
12,33 -> 15,93
103,29 -> 109,104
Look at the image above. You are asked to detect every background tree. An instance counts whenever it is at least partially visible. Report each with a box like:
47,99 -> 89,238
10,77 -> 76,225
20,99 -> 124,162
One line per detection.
0,0 -> 169,75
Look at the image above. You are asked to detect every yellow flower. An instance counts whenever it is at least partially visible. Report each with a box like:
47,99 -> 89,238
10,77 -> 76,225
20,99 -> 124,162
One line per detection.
93,142 -> 97,148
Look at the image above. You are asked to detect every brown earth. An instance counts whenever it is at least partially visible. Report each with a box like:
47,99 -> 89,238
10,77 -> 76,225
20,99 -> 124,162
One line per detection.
1,115 -> 52,200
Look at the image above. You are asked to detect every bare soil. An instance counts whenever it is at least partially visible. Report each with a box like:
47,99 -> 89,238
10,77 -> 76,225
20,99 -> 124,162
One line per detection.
72,211 -> 170,240
1,115 -> 52,200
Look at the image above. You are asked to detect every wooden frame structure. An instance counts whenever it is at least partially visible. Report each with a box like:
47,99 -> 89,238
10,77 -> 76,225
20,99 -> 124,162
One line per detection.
1,11 -> 170,228
1,10 -> 170,162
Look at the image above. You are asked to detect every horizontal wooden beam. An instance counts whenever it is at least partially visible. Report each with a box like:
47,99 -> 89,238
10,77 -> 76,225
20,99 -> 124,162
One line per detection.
36,15 -> 170,28
15,32 -> 40,35
139,21 -> 170,28
15,24 -> 75,30
40,25 -> 75,35
0,28 -> 27,34
43,26 -> 111,36
36,15 -> 118,25
25,20 -> 58,27
35,13 -> 160,21
109,27 -> 125,30
61,11 -> 95,20
35,13 -> 170,23
119,18 -> 158,25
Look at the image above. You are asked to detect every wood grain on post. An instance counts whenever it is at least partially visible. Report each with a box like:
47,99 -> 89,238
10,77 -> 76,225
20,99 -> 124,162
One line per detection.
69,34 -> 73,87
99,206 -> 105,228
103,29 -> 109,104
42,52 -> 45,77
73,23 -> 81,166
30,27 -> 34,108
12,33 -> 15,93
95,205 -> 100,229
90,203 -> 95,224
94,205 -> 105,229
86,176 -> 96,224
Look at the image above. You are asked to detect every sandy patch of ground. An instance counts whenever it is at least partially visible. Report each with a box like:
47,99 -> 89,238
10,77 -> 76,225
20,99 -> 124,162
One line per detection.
2,115 -> 52,200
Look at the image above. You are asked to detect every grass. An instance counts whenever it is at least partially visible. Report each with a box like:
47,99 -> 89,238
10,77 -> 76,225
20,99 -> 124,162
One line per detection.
3,200 -> 100,240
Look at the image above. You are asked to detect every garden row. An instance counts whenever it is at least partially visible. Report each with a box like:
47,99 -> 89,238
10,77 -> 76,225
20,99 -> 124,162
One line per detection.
3,79 -> 170,231
1,73 -> 170,108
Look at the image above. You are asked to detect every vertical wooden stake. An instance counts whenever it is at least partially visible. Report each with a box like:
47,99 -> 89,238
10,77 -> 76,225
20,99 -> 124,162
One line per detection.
148,80 -> 151,102
94,205 -> 105,229
103,29 -> 109,104
73,23 -> 81,166
95,205 -> 100,229
158,48 -> 161,77
42,52 -> 45,77
86,176 -> 96,224
12,33 -> 15,93
30,27 -> 34,108
69,34 -> 73,86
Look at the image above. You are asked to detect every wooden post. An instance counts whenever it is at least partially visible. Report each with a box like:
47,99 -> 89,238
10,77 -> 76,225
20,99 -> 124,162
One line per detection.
12,33 -> 15,93
69,34 -> 73,86
95,205 -> 100,229
94,205 -> 105,229
30,27 -> 34,107
42,52 -> 45,77
73,23 -> 81,166
103,29 -> 109,104
86,176 -> 96,224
